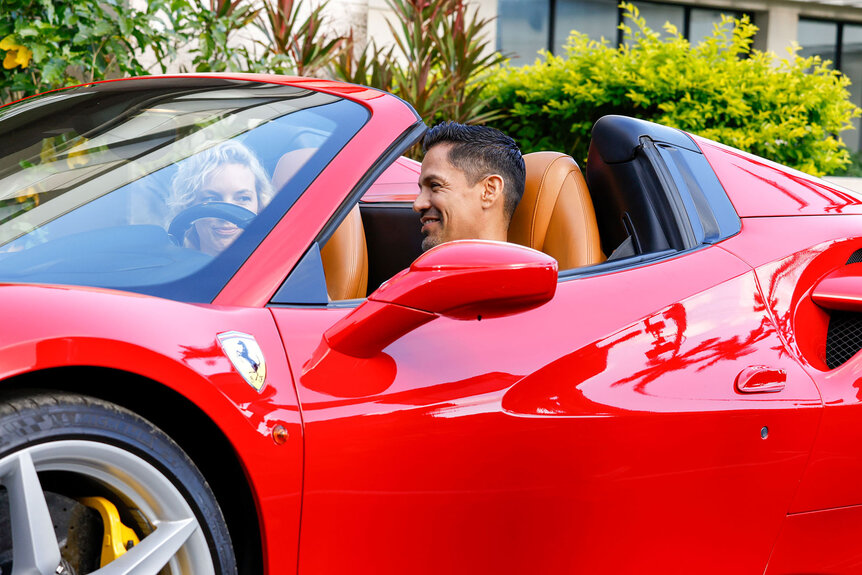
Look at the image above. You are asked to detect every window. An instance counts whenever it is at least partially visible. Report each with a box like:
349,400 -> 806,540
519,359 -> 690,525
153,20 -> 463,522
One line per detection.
689,7 -> 738,44
798,19 -> 838,63
636,2 -> 685,37
844,25 -> 862,153
554,0 -> 619,50
799,18 -> 862,152
498,0 -> 750,64
497,0 -> 551,64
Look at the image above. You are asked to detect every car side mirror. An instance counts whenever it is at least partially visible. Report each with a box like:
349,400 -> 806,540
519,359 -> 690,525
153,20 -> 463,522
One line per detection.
324,240 -> 558,358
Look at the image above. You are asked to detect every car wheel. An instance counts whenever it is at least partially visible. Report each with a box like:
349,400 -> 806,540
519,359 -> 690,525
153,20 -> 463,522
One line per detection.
0,391 -> 237,575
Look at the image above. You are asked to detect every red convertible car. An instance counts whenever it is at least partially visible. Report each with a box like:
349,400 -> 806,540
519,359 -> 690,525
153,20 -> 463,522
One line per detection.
1,74 -> 862,575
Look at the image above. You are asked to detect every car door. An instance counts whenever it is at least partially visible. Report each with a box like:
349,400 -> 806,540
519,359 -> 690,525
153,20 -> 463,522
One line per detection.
269,239 -> 820,574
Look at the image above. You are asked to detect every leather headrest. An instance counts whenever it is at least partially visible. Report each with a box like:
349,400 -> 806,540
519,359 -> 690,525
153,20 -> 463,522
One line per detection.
508,151 -> 604,269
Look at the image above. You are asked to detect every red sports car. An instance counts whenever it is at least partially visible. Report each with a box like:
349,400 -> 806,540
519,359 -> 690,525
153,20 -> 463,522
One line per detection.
1,74 -> 862,575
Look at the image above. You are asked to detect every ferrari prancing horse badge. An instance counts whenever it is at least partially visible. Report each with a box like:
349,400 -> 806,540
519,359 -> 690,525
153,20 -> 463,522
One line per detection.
217,331 -> 267,392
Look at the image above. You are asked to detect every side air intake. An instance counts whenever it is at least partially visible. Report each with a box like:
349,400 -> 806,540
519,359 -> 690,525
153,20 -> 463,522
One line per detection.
824,249 -> 862,369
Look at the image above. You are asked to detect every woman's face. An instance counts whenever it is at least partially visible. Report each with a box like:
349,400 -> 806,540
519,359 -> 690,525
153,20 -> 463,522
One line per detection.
194,163 -> 260,256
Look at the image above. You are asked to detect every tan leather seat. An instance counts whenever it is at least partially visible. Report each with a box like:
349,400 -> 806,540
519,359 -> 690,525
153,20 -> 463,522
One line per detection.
508,151 -> 604,270
320,205 -> 368,300
273,149 -> 368,300
272,148 -> 317,192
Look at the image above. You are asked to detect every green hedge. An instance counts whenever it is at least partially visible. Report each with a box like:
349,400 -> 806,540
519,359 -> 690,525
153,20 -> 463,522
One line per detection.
484,4 -> 861,176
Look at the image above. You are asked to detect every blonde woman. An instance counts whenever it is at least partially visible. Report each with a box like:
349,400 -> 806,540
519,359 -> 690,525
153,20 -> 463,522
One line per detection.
171,141 -> 273,256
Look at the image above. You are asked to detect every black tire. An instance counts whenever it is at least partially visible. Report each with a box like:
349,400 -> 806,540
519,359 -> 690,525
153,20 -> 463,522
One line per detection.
0,391 -> 237,575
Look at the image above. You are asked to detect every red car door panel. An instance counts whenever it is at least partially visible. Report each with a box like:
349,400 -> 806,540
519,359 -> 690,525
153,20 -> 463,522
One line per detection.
765,505 -> 862,573
274,243 -> 821,573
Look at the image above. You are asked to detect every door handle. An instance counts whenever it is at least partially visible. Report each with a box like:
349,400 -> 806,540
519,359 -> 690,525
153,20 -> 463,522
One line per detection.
735,366 -> 786,393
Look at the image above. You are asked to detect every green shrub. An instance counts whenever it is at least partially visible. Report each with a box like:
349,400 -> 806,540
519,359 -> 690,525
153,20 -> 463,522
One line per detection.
0,0 -> 337,103
833,150 -> 862,177
0,0 -> 174,103
483,3 -> 861,177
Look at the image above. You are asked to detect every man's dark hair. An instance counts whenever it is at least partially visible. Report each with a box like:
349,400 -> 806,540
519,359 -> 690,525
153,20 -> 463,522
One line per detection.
422,122 -> 526,220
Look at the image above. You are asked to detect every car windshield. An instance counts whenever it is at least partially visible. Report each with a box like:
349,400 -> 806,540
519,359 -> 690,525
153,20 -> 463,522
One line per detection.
0,77 -> 368,302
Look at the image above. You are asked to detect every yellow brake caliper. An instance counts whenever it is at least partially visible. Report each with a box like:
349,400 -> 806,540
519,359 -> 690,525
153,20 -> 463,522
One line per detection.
79,496 -> 141,567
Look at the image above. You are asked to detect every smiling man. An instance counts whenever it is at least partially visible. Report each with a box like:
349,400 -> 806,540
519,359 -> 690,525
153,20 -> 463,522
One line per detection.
414,122 -> 525,251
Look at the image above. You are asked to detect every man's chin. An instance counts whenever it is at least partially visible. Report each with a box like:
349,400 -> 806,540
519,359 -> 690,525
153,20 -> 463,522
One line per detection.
421,235 -> 441,252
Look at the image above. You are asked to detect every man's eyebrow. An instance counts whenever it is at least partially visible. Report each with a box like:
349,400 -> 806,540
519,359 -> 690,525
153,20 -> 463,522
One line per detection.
419,171 -> 445,185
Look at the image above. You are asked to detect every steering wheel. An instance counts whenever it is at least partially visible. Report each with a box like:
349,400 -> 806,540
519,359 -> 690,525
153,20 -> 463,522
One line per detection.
168,202 -> 257,246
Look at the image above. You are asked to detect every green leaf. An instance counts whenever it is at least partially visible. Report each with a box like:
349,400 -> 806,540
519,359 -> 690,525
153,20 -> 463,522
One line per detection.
15,25 -> 39,38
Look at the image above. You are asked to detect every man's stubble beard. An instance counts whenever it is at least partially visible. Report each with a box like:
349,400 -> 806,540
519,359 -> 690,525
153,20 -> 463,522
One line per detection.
421,234 -> 440,252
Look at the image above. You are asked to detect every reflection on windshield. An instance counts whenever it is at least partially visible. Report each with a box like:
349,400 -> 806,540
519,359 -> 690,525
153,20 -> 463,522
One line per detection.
0,79 -> 368,301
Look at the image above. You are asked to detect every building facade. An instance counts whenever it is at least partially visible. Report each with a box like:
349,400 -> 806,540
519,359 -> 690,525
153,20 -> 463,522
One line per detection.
357,0 -> 862,150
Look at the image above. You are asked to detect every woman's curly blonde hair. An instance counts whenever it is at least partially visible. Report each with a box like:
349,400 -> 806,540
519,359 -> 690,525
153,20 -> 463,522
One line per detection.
170,140 -> 273,213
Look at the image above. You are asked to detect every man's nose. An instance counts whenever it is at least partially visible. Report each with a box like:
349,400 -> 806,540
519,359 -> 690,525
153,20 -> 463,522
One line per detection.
413,189 -> 430,213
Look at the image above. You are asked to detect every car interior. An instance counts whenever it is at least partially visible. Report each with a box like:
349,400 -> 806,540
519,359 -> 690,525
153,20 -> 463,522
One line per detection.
272,147 -> 371,301
319,115 -> 740,301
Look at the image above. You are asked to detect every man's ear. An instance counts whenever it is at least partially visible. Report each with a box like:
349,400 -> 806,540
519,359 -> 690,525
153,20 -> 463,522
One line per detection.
480,174 -> 505,210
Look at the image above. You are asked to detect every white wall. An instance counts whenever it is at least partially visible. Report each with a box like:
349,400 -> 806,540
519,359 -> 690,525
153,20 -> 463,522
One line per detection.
364,0 -> 498,59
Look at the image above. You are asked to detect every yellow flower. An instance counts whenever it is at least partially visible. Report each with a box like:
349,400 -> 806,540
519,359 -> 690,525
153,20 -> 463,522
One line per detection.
40,137 -> 57,164
14,187 -> 40,207
67,138 -> 90,169
0,36 -> 32,69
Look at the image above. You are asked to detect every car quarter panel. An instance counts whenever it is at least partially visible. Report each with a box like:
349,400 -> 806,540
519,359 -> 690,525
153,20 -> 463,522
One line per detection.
717,215 -> 862,573
0,283 -> 302,574
718,216 -> 862,508
274,245 -> 820,574
695,136 -> 862,218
